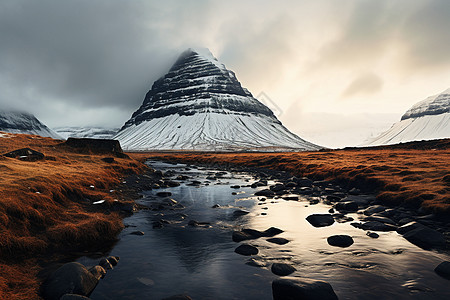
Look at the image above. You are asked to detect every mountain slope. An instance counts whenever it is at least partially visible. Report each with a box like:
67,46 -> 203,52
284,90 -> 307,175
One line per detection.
0,110 -> 61,139
363,88 -> 450,146
115,48 -> 319,151
54,127 -> 118,140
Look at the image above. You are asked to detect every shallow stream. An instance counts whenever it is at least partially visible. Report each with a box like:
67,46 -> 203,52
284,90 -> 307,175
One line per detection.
77,161 -> 450,299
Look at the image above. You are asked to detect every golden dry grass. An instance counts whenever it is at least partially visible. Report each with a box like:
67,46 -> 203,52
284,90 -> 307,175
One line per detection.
0,132 -> 145,299
132,140 -> 449,214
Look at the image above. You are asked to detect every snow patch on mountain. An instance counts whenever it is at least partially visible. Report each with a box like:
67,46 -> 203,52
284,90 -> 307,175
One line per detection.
363,88 -> 450,146
115,48 -> 319,151
0,110 -> 62,139
54,127 -> 118,140
402,88 -> 450,120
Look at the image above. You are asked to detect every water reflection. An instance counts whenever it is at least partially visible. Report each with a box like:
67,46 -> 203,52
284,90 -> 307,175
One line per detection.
77,161 -> 450,300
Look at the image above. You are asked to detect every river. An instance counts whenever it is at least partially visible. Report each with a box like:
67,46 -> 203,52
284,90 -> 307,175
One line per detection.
77,161 -> 450,300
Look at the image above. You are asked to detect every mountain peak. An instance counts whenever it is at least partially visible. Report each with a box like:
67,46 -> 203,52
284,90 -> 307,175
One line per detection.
401,87 -> 450,120
0,110 -> 61,139
115,48 -> 319,151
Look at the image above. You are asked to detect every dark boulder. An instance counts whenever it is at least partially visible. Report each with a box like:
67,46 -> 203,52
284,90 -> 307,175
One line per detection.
335,201 -> 358,212
306,214 -> 335,227
62,138 -> 128,158
366,231 -> 379,238
434,261 -> 450,279
166,180 -> 181,187
397,222 -> 445,249
42,262 -> 102,300
363,205 -> 386,216
271,263 -> 296,276
267,237 -> 290,245
255,189 -> 275,197
361,221 -> 396,232
3,148 -> 44,161
107,256 -> 119,266
327,235 -> 354,247
235,244 -> 259,256
296,177 -> 313,187
272,277 -> 338,300
263,227 -> 284,237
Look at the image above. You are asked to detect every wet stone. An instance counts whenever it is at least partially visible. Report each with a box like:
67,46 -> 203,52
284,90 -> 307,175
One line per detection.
327,235 -> 354,247
272,277 -> 338,300
267,237 -> 290,245
235,244 -> 259,256
366,231 -> 379,238
434,261 -> 450,279
306,214 -> 335,227
335,201 -> 358,212
271,263 -> 296,276
361,221 -> 396,232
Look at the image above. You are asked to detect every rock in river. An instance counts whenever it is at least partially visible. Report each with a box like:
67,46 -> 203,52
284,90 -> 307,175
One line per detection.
235,244 -> 259,256
306,214 -> 335,227
271,263 -> 296,276
397,221 -> 445,249
327,235 -> 354,247
272,277 -> 338,300
360,221 -> 396,232
335,201 -> 358,212
43,262 -> 103,300
435,261 -> 450,279
267,237 -> 290,245
255,189 -> 275,197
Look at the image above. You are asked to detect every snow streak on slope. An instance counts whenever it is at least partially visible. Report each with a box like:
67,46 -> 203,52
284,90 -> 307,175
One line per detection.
116,112 -> 319,151
402,88 -> 450,120
54,127 -> 118,140
0,111 -> 61,139
116,48 -> 319,151
363,88 -> 450,146
364,113 -> 449,146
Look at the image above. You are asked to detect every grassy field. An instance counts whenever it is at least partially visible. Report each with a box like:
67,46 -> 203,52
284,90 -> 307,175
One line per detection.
132,139 -> 450,214
1,132 -> 448,299
0,132 -> 144,299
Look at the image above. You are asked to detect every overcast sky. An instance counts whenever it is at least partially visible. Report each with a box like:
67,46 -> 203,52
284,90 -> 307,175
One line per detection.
1,0 -> 449,147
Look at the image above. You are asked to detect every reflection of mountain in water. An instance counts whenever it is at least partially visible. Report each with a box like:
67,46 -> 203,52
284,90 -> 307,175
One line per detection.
151,225 -> 231,273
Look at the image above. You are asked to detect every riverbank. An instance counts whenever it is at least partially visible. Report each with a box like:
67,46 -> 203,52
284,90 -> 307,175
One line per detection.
129,139 -> 450,214
0,133 -> 146,299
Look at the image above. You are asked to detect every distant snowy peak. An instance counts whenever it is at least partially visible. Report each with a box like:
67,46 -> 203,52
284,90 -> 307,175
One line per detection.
54,127 -> 119,140
0,110 -> 61,139
402,88 -> 450,120
116,48 -> 319,151
363,88 -> 450,146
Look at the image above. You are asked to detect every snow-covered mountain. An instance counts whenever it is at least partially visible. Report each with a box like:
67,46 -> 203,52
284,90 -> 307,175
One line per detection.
0,110 -> 62,139
363,88 -> 450,146
54,127 -> 119,140
115,48 -> 320,151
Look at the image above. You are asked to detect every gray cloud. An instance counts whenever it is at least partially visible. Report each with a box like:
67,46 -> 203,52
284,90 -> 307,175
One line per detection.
342,72 -> 383,98
0,0 -> 448,130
